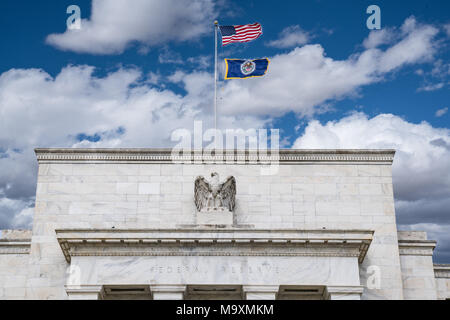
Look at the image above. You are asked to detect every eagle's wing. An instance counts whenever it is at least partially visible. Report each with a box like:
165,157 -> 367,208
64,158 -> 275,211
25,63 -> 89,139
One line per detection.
194,176 -> 210,212
219,176 -> 236,212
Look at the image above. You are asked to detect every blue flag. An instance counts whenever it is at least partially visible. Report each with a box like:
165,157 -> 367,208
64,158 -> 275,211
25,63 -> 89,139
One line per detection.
224,58 -> 270,79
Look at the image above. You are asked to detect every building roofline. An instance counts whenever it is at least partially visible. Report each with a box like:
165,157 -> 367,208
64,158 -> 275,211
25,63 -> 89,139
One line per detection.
35,148 -> 396,154
34,148 -> 396,164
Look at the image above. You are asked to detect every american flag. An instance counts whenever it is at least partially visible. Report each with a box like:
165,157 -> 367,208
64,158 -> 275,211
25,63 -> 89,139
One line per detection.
219,23 -> 262,46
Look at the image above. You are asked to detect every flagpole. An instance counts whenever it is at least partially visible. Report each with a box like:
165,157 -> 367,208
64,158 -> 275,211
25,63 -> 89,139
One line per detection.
214,20 -> 218,132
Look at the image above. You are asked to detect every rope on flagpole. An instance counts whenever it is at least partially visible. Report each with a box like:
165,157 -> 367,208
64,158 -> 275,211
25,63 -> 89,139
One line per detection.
214,20 -> 218,132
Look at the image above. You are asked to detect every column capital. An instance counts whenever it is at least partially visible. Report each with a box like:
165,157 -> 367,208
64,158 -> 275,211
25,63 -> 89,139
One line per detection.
65,285 -> 103,300
242,285 -> 279,300
150,285 -> 187,300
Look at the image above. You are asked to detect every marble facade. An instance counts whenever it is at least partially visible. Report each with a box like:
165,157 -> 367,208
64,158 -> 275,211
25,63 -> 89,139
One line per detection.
0,148 -> 448,300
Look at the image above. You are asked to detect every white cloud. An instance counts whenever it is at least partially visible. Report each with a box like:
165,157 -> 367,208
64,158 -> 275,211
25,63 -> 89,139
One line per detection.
0,65 -> 265,153
363,28 -> 396,49
267,25 -> 310,48
0,65 -> 265,228
167,70 -> 187,83
436,107 -> 448,117
218,17 -> 440,117
431,59 -> 450,77
160,53 -> 212,68
444,23 -> 450,37
418,82 -> 445,92
11,207 -> 34,229
377,17 -> 439,73
46,0 -> 217,54
415,59 -> 450,92
292,112 -> 450,255
158,48 -> 183,64
0,197 -> 34,230
0,16 -> 447,236
147,71 -> 162,85
187,55 -> 211,70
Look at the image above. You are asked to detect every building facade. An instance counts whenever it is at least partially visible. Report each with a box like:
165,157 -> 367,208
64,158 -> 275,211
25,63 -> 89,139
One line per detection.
0,148 -> 448,300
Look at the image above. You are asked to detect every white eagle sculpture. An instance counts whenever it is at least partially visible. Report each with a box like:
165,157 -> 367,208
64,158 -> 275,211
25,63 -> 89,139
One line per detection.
194,173 -> 236,212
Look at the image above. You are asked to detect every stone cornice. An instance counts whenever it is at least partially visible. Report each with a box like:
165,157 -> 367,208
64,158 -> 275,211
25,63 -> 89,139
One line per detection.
56,228 -> 373,264
0,240 -> 31,254
434,264 -> 450,279
35,148 -> 395,164
398,239 -> 436,256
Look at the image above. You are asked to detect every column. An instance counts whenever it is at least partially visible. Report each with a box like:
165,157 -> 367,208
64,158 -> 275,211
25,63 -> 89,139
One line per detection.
151,285 -> 187,300
242,285 -> 279,300
324,286 -> 364,300
65,285 -> 103,300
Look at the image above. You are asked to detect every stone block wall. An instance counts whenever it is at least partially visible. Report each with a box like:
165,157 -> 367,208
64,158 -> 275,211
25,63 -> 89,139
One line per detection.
398,231 -> 437,299
0,230 -> 31,299
434,264 -> 450,300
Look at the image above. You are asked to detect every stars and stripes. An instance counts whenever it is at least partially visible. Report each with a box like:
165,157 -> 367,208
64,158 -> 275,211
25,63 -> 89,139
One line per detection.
219,23 -> 262,46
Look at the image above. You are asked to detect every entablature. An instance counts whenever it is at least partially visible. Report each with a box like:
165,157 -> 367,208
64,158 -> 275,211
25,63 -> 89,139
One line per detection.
56,228 -> 373,264
0,240 -> 31,255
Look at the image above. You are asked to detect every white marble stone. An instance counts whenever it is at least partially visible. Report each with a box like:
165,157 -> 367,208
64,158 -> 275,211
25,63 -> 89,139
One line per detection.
398,231 -> 438,300
138,183 -> 160,195
434,265 -> 450,300
196,210 -> 233,225
0,148 -> 445,300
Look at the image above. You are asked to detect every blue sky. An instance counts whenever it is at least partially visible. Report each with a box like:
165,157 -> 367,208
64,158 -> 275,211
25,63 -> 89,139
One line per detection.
0,1 -> 448,141
0,0 -> 449,261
